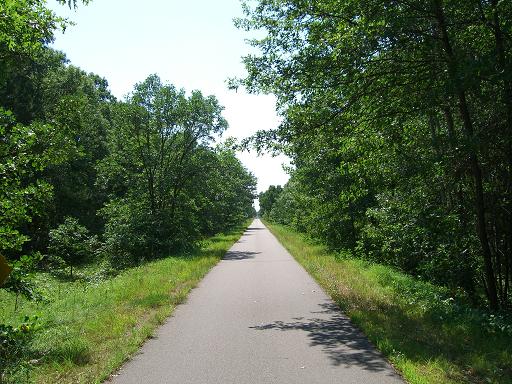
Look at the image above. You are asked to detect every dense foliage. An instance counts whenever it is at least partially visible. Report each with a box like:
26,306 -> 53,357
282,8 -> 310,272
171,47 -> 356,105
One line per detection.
258,185 -> 282,217
0,1 -> 255,265
239,0 -> 512,310
1,1 -> 256,380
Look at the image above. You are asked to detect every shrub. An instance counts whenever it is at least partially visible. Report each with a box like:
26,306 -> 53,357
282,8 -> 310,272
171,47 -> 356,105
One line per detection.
48,217 -> 94,277
2,254 -> 43,310
0,316 -> 39,383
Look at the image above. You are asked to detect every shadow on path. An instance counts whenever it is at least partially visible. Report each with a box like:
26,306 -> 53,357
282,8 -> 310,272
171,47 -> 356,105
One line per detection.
245,227 -> 266,231
223,251 -> 261,261
250,302 -> 397,375
240,225 -> 266,237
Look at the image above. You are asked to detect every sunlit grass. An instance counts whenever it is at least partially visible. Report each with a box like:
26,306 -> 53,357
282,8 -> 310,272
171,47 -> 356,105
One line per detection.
0,222 -> 250,384
265,221 -> 512,384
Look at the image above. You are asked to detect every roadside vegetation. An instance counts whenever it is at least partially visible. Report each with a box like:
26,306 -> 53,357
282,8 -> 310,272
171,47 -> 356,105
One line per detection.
265,221 -> 512,384
238,0 -> 512,311
1,1 -> 255,382
0,225 -> 249,384
247,1 -> 512,379
247,1 -> 512,380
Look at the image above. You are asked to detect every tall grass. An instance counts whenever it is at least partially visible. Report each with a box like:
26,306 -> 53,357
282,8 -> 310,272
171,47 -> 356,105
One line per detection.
0,224 -> 249,383
265,221 -> 512,384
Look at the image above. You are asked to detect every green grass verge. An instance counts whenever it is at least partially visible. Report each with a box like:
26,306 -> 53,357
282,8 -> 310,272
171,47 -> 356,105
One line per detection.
264,221 -> 512,384
0,222 -> 250,383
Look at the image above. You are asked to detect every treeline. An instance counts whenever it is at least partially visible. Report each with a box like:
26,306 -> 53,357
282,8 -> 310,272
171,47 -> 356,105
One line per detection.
1,1 -> 256,289
243,0 -> 512,310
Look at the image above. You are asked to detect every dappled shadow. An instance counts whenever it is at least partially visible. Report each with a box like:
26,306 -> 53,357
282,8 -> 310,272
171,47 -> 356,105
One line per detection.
309,302 -> 342,315
222,250 -> 261,261
250,302 -> 398,375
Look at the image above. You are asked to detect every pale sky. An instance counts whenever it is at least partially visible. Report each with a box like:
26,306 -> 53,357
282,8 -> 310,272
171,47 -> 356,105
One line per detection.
49,0 -> 290,209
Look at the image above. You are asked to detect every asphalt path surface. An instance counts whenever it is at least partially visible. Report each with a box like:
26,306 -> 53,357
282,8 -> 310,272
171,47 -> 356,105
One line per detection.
109,219 -> 403,384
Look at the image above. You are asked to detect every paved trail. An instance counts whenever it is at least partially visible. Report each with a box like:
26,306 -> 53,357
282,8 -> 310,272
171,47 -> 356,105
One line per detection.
109,219 -> 403,384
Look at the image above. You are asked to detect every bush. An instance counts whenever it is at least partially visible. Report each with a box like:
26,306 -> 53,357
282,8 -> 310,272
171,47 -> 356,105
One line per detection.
0,316 -> 39,383
48,217 -> 95,277
2,254 -> 43,309
357,190 -> 480,297
100,197 -> 201,268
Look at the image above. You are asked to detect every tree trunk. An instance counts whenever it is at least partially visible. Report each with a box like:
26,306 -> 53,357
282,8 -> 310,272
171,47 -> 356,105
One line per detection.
433,0 -> 499,309
490,0 -> 512,307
